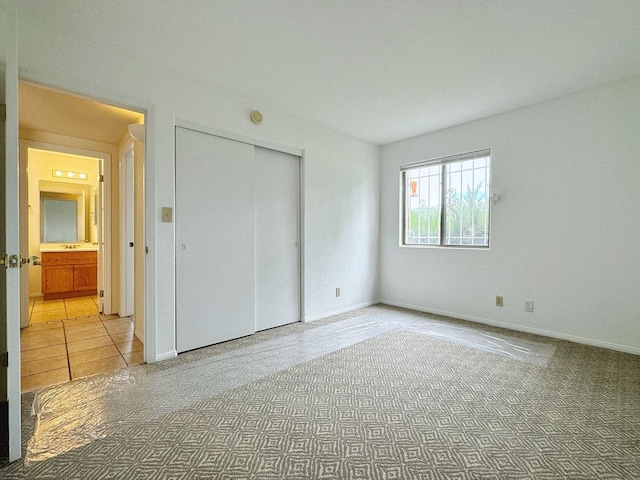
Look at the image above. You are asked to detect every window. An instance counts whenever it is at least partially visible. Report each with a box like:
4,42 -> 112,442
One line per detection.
401,149 -> 491,247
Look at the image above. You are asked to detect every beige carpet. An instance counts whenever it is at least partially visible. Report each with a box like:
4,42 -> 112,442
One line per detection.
2,306 -> 639,479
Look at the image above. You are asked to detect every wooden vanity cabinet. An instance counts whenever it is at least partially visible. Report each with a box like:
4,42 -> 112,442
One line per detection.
41,251 -> 98,300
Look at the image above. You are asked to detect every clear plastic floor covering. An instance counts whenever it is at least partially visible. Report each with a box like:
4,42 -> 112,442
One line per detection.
26,310 -> 556,464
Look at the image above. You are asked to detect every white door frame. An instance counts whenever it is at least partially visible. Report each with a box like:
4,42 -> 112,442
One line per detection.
20,141 -> 112,314
15,79 -> 153,365
4,47 -> 153,459
119,142 -> 135,318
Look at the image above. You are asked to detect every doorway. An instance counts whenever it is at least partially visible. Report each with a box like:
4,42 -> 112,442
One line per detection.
23,146 -> 104,324
18,82 -> 146,392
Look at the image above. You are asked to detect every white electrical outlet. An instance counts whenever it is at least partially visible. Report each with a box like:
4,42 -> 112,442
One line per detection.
525,300 -> 534,312
336,287 -> 340,297
496,296 -> 504,307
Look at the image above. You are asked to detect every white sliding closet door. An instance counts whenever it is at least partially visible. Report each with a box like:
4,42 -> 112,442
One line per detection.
254,147 -> 300,331
175,127 -> 255,353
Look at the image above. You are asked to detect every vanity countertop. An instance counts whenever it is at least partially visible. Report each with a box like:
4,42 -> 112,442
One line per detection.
40,243 -> 99,252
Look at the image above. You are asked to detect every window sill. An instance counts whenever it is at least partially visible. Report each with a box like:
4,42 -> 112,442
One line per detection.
399,244 -> 490,251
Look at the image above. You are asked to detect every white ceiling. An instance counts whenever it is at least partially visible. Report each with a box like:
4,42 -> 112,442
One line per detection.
21,0 -> 640,145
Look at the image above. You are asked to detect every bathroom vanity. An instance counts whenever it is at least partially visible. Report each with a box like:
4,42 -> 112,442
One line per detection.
40,245 -> 98,300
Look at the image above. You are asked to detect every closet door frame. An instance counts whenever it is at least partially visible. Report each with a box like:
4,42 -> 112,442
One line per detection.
174,120 -> 305,349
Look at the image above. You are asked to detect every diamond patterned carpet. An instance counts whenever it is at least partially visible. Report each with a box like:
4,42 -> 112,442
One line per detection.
1,306 -> 639,479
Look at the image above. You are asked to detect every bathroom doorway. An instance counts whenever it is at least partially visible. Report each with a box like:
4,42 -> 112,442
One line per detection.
18,82 -> 146,392
22,146 -> 105,325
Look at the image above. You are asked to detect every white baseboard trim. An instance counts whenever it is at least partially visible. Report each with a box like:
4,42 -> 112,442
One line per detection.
380,300 -> 640,356
303,300 -> 379,323
155,350 -> 178,362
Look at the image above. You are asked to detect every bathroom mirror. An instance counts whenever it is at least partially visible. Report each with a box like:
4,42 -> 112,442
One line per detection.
39,180 -> 92,243
40,192 -> 82,242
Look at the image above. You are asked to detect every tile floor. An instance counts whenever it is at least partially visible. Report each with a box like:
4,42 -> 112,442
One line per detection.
21,295 -> 143,393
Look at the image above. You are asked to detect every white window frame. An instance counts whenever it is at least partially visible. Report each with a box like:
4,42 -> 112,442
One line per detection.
400,149 -> 492,248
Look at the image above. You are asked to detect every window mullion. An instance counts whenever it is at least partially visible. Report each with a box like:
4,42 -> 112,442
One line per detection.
485,163 -> 490,244
403,171 -> 409,244
458,165 -> 463,244
471,166 -> 475,243
440,164 -> 446,246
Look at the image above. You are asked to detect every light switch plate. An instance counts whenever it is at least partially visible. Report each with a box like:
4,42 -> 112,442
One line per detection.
161,207 -> 173,223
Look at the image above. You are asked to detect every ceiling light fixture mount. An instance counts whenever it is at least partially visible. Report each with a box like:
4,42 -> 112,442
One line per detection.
250,110 -> 263,125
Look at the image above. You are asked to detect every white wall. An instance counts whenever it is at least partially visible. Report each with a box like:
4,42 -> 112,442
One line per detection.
7,6 -> 380,360
380,77 -> 640,354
